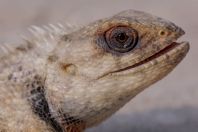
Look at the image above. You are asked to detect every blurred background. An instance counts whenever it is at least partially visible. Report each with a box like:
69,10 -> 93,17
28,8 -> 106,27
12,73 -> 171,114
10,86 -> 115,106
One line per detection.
0,0 -> 197,131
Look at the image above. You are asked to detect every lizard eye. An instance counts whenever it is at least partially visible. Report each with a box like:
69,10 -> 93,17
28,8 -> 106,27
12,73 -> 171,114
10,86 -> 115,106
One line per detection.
105,26 -> 138,53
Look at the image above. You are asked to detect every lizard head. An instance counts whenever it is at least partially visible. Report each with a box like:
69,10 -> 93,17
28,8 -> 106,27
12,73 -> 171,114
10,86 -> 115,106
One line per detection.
46,10 -> 189,127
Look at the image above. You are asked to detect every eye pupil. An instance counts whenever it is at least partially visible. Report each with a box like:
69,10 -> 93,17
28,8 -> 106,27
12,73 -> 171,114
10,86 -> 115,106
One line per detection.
116,33 -> 128,43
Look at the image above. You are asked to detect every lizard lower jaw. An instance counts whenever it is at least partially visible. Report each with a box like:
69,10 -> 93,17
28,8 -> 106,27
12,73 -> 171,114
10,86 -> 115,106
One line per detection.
112,41 -> 190,74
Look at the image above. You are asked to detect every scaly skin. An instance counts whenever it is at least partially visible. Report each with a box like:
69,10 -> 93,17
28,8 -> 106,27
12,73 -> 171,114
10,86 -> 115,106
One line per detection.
0,10 -> 189,132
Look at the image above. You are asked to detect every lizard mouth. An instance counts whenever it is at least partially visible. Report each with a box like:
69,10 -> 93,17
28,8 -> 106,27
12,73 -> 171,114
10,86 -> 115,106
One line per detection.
111,41 -> 189,73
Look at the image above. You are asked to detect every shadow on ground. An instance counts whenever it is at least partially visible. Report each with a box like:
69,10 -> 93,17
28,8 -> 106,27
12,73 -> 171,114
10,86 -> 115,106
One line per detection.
87,106 -> 198,132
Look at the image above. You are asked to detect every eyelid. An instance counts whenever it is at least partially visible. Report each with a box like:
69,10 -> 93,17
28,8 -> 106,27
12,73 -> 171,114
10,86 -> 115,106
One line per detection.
95,26 -> 139,55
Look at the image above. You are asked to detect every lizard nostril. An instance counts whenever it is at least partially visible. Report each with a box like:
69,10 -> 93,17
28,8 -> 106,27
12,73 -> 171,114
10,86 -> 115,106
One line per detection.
159,30 -> 168,36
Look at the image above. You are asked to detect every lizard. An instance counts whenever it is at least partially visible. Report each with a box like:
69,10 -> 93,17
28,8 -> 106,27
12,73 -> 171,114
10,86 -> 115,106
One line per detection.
0,9 -> 189,132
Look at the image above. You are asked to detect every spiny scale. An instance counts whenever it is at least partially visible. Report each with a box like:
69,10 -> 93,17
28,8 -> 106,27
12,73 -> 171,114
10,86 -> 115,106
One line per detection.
0,22 -> 82,63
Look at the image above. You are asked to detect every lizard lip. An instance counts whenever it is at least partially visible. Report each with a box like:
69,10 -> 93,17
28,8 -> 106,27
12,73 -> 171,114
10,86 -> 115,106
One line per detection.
112,41 -> 189,73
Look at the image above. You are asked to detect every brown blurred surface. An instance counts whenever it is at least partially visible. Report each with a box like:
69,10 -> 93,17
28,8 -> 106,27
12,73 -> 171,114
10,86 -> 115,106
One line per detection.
0,0 -> 197,131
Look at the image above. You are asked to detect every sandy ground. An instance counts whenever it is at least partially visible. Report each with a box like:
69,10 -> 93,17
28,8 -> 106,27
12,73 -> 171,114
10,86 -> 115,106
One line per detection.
0,0 -> 197,131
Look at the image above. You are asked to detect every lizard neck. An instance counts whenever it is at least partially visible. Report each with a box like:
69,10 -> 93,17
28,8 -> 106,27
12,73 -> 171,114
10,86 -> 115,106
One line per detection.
8,58 -> 86,132
25,74 -> 86,132
2,60 -> 85,131
26,75 -> 63,132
